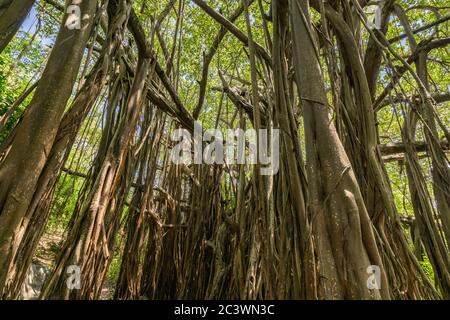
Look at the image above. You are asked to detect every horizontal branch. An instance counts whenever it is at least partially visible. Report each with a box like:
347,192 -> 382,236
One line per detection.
379,140 -> 450,155
374,37 -> 450,109
376,92 -> 450,110
388,15 -> 450,44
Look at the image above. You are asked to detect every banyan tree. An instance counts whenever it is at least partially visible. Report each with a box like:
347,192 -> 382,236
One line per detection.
0,0 -> 449,300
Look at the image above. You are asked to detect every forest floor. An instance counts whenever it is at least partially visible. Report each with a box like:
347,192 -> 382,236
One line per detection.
34,232 -> 62,266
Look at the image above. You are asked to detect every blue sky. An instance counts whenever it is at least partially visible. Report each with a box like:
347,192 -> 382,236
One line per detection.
22,5 -> 38,33
20,4 -> 54,47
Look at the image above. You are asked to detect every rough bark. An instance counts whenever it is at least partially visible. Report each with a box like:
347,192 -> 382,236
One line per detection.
290,0 -> 388,299
0,0 -> 98,293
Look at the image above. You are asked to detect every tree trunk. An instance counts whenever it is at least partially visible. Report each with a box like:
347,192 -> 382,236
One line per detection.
290,0 -> 388,299
0,0 -> 98,293
40,46 -> 152,299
